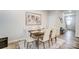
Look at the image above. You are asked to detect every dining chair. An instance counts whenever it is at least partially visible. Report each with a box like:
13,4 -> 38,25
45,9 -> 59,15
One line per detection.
39,28 -> 51,48
55,28 -> 59,42
55,27 -> 60,35
26,31 -> 36,49
51,26 -> 60,44
17,40 -> 26,49
51,28 -> 57,45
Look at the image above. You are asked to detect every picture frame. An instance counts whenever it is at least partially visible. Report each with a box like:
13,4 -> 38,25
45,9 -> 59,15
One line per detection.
59,17 -> 63,23
25,12 -> 41,25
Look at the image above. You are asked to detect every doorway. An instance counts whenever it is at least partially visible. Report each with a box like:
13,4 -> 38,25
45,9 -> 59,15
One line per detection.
64,10 -> 75,31
63,10 -> 76,48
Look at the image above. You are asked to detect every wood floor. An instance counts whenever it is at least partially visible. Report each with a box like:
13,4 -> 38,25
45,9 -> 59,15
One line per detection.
60,30 -> 79,49
5,30 -> 79,49
60,30 -> 75,49
72,37 -> 79,49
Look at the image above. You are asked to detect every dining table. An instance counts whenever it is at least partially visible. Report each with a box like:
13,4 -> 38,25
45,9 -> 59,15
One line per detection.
28,30 -> 44,48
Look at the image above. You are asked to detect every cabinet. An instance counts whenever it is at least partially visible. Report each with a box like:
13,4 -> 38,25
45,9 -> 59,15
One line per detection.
0,37 -> 8,49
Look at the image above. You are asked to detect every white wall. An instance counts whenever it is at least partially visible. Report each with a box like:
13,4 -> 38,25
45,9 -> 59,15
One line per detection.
47,11 -> 64,35
75,11 -> 79,37
47,11 -> 65,27
25,10 -> 48,30
0,10 -> 66,41
0,10 -> 48,41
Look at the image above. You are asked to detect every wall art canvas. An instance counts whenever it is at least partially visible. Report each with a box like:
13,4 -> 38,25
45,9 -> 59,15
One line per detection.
25,12 -> 41,25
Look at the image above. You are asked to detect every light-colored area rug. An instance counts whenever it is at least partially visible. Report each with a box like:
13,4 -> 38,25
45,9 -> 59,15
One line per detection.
4,38 -> 65,49
51,38 -> 65,49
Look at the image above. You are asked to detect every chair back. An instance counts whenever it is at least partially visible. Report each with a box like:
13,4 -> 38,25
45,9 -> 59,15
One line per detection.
18,40 -> 26,49
43,28 -> 51,41
51,28 -> 56,39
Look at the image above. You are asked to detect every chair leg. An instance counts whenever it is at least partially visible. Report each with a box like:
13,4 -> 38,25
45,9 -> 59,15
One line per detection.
51,38 -> 53,45
55,37 -> 57,43
35,40 -> 39,49
27,42 -> 29,49
24,40 -> 26,47
43,42 -> 45,49
48,40 -> 50,48
27,41 -> 35,49
31,41 -> 34,49
38,41 -> 39,49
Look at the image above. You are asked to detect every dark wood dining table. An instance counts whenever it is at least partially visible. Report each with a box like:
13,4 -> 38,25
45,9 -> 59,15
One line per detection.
29,30 -> 44,48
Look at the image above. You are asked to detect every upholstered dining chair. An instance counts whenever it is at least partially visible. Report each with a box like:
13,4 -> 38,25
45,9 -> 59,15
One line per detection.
26,31 -> 36,49
51,28 -> 57,45
39,28 -> 51,48
17,40 -> 26,49
51,26 -> 60,45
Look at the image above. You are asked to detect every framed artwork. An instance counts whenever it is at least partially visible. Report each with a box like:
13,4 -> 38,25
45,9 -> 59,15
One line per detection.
59,17 -> 63,23
25,12 -> 41,25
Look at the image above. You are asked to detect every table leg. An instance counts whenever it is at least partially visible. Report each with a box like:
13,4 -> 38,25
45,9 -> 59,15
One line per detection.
55,37 -> 57,43
36,37 -> 39,49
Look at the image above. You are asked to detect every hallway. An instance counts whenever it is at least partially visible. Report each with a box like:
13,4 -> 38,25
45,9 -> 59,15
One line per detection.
62,30 -> 75,48
62,10 -> 76,48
